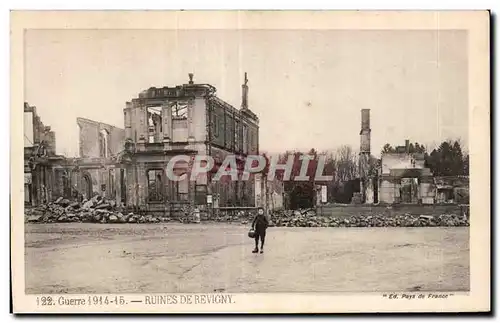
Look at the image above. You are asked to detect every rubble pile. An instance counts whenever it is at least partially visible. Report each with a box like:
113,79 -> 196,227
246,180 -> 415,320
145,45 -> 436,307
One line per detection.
212,211 -> 253,224
25,198 -> 469,227
25,196 -> 164,224
270,209 -> 469,227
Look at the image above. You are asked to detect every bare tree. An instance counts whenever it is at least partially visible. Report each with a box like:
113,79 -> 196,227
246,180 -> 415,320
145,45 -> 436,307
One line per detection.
334,145 -> 358,184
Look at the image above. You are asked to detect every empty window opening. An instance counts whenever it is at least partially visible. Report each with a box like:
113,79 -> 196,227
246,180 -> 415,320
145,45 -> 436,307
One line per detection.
195,185 -> 207,205
400,177 -> 419,204
242,124 -> 248,154
225,116 -> 234,149
213,114 -> 219,138
147,169 -> 164,202
235,120 -> 240,152
120,169 -> 126,203
99,129 -> 109,158
172,170 -> 189,201
171,101 -> 188,119
147,107 -> 163,143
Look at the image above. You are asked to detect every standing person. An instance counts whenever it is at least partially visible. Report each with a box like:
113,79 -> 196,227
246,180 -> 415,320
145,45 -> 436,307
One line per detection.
251,207 -> 269,254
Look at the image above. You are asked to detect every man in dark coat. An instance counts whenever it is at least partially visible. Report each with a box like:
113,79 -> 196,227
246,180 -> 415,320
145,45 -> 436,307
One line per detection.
251,207 -> 269,253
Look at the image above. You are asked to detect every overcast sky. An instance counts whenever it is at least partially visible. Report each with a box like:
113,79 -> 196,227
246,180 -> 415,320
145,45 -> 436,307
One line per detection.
25,29 -> 468,157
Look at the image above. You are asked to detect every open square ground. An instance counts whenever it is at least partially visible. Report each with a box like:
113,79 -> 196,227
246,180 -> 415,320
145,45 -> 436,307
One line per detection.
25,223 -> 469,294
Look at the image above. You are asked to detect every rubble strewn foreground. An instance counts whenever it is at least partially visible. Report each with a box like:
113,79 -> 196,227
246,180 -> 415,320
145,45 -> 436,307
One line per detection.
269,209 -> 469,227
25,198 -> 469,227
25,196 -> 165,224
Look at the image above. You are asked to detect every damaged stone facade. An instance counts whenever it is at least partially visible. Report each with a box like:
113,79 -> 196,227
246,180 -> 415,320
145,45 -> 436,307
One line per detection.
356,109 -> 457,206
434,175 -> 469,204
51,157 -> 122,202
66,118 -> 126,203
378,141 -> 435,204
24,102 -> 61,205
24,104 -> 127,207
118,73 -> 260,217
24,74 -> 260,218
77,117 -> 125,158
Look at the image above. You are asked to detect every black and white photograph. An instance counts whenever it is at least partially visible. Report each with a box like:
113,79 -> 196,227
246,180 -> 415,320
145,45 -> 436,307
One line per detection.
11,10 -> 490,313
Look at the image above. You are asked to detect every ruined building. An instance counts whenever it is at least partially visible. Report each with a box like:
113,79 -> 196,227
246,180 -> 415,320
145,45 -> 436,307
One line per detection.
24,74 -> 260,217
24,103 -> 63,205
24,114 -> 126,206
57,118 -> 125,202
378,140 -> 435,204
119,73 -> 259,216
357,110 -> 436,205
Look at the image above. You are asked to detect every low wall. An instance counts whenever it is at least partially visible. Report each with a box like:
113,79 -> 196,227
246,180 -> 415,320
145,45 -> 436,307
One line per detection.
318,204 -> 468,219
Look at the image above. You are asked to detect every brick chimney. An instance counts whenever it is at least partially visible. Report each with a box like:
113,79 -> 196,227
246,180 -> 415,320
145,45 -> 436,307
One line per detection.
241,72 -> 249,110
360,109 -> 371,153
405,139 -> 410,153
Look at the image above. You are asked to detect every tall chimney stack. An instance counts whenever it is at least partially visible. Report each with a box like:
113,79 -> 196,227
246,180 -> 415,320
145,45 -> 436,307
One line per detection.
241,72 -> 249,110
360,109 -> 371,153
359,109 -> 372,204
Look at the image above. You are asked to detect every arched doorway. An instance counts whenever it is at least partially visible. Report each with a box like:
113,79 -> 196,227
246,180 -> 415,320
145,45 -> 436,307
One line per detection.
63,176 -> 71,198
82,173 -> 92,200
59,170 -> 71,198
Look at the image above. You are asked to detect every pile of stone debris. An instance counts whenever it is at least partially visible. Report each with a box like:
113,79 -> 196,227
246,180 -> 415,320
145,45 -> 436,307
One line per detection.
24,199 -> 469,228
212,211 -> 254,224
24,196 -> 164,224
269,209 -> 469,228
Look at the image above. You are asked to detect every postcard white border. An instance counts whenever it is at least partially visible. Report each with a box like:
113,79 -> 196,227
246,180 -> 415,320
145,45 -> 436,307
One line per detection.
10,10 -> 490,313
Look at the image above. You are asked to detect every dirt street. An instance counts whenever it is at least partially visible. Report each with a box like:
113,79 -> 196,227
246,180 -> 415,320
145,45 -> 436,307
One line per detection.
25,223 -> 469,294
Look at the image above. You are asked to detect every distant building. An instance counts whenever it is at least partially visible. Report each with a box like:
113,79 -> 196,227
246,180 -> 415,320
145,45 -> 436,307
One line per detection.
434,175 -> 469,204
378,140 -> 435,204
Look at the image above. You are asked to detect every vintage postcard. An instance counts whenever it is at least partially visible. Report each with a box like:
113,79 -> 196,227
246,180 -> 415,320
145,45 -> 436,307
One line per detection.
11,10 -> 490,313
